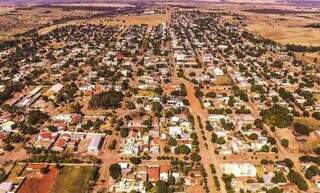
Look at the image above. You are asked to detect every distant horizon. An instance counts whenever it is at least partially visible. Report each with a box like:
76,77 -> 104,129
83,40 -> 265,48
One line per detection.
1,0 -> 320,5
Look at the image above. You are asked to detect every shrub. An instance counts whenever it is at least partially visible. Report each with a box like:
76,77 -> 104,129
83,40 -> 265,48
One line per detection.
109,164 -> 121,180
287,170 -> 308,191
281,139 -> 289,148
293,122 -> 311,136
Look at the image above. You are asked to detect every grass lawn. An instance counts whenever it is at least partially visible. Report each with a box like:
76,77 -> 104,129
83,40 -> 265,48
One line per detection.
50,166 -> 94,193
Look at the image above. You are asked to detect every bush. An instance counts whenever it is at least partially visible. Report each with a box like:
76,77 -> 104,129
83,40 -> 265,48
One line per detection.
282,158 -> 294,169
168,137 -> 177,146
281,139 -> 289,148
271,171 -> 287,183
27,110 -> 49,125
3,143 -> 14,151
266,187 -> 283,193
312,112 -> 320,120
129,157 -> 141,165
313,147 -> 320,155
216,137 -> 225,145
305,165 -> 319,179
190,152 -> 201,162
260,145 -> 270,152
109,164 -> 121,180
40,167 -> 49,174
248,133 -> 258,140
120,128 -> 129,138
108,139 -> 117,150
163,146 -> 171,153
211,132 -> 218,143
156,180 -> 169,193
174,145 -> 191,155
293,122 -> 311,136
210,164 -> 216,174
287,170 -> 308,191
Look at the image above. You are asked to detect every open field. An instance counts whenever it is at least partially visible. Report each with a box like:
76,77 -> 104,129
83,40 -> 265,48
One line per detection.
0,5 -> 99,40
179,2 -> 320,46
50,166 -> 95,193
245,13 -> 320,46
38,13 -> 166,35
227,4 -> 320,46
51,3 -> 135,8
295,52 -> 320,65
18,166 -> 58,193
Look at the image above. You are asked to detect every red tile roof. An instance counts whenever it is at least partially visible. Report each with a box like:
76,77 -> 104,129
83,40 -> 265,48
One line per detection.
147,166 -> 160,182
160,164 -> 170,173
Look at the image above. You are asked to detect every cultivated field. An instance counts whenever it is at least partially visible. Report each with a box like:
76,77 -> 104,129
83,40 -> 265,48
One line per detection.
50,166 -> 95,193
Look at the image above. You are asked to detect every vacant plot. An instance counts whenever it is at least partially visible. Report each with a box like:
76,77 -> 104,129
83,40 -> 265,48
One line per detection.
213,76 -> 231,86
38,13 -> 166,35
86,14 -> 166,27
295,52 -> 320,65
0,6 -> 97,39
276,128 -> 300,152
51,3 -> 135,8
50,166 -> 94,193
245,13 -> 320,46
18,166 -> 58,193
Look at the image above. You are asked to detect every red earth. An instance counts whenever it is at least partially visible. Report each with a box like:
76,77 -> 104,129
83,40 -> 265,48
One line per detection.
17,166 -> 58,193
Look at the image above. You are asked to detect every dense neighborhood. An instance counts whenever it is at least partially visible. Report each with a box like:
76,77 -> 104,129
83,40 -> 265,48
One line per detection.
0,4 -> 320,193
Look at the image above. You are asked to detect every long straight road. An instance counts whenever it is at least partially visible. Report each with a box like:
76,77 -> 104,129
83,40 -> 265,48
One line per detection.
179,78 -> 227,193
166,8 -> 226,193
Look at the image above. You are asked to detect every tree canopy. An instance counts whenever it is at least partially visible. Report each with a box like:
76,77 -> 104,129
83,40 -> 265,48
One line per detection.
262,104 -> 293,128
89,90 -> 123,109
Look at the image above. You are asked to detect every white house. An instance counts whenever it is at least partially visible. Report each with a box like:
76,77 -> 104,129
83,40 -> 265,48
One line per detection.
222,163 -> 257,177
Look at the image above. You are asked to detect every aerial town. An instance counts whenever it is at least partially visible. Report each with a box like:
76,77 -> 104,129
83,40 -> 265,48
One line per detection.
0,0 -> 320,193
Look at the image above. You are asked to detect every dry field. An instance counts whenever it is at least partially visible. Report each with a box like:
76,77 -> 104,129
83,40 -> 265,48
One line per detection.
295,52 -> 320,65
38,13 -> 166,35
17,166 -> 58,193
189,2 -> 320,47
89,14 -> 166,26
51,3 -> 135,8
0,6 -> 99,40
245,13 -> 320,46
50,166 -> 95,193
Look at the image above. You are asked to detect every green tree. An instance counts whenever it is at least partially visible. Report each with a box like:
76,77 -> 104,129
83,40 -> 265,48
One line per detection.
271,171 -> 287,183
293,122 -> 311,136
109,164 -> 121,180
156,180 -> 169,193
190,152 -> 201,162
89,90 -> 123,109
120,128 -> 129,138
287,170 -> 308,191
216,137 -> 225,144
266,187 -> 283,193
262,105 -> 293,128
27,110 -> 49,125
129,157 -> 141,165
305,165 -> 319,179
281,139 -> 289,148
